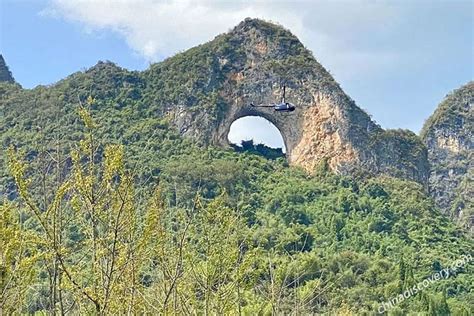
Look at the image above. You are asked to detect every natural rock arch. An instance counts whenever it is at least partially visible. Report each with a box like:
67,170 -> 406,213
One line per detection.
217,103 -> 297,156
211,81 -> 375,171
166,18 -> 429,183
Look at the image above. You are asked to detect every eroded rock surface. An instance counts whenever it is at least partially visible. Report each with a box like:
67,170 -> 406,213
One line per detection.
421,82 -> 473,229
155,18 -> 428,183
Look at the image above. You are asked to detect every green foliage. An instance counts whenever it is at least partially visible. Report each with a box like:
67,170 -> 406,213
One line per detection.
420,81 -> 473,229
2,105 -> 473,314
368,128 -> 429,181
231,139 -> 285,160
0,25 -> 472,314
420,82 -> 473,139
7,112 -> 148,314
0,202 -> 38,313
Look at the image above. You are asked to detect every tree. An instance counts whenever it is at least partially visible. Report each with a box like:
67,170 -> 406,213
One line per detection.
185,193 -> 254,314
0,202 -> 38,314
6,100 -> 259,314
7,99 -> 151,314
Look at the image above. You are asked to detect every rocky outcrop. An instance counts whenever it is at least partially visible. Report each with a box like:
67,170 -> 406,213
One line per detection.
0,19 -> 429,187
421,82 -> 473,230
0,54 -> 15,84
148,18 -> 428,183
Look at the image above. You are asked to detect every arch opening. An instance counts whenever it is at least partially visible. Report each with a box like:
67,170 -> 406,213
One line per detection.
228,116 -> 287,158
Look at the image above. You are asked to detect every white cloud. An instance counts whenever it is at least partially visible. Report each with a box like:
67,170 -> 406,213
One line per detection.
42,0 -> 473,134
45,0 -> 305,60
46,0 -> 434,86
44,0 -> 397,75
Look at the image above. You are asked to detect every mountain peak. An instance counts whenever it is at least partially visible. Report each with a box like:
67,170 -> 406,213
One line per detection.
234,18 -> 289,34
142,19 -> 428,184
421,81 -> 473,138
228,18 -> 303,53
421,82 -> 473,229
0,54 -> 15,84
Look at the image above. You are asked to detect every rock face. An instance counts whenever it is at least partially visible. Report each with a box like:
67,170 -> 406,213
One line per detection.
0,54 -> 15,83
150,18 -> 428,183
421,82 -> 473,230
0,19 -> 429,186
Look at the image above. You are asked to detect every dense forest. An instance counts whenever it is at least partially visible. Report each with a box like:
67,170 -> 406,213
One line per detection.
1,93 -> 473,314
0,19 -> 472,315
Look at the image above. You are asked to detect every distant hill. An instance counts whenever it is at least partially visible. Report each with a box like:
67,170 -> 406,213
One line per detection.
0,18 -> 472,315
0,18 -> 428,184
421,82 -> 473,231
0,54 -> 15,83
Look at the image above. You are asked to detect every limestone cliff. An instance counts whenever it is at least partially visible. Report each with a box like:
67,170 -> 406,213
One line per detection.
142,18 -> 428,183
0,18 -> 430,186
421,82 -> 473,230
0,54 -> 15,84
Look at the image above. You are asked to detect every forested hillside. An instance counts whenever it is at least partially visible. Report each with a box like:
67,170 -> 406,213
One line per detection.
0,19 -> 472,315
1,93 -> 473,314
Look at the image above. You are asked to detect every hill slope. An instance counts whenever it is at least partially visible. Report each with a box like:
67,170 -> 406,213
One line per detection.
0,18 -> 428,185
421,82 -> 473,230
141,18 -> 429,182
2,106 -> 473,314
0,18 -> 472,315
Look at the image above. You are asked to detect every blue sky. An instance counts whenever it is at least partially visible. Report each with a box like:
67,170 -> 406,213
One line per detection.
1,0 -> 472,149
0,1 -> 148,87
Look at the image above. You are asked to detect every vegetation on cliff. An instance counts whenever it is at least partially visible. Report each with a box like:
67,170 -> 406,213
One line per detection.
1,99 -> 473,314
0,55 -> 15,84
421,83 -> 473,140
421,82 -> 473,230
0,19 -> 472,315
